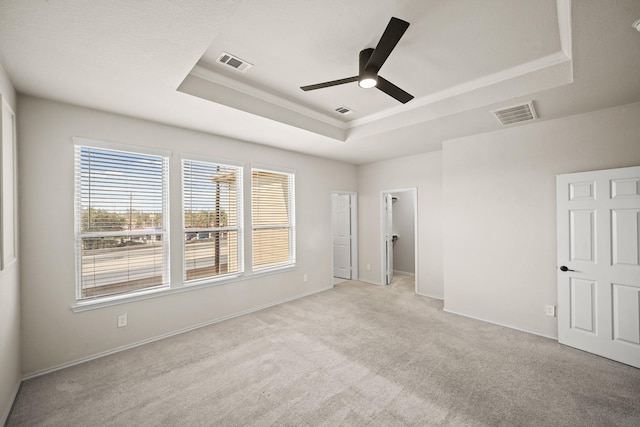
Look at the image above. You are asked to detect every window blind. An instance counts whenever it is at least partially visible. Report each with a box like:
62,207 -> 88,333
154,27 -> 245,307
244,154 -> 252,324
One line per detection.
74,145 -> 169,300
182,159 -> 243,281
251,168 -> 295,270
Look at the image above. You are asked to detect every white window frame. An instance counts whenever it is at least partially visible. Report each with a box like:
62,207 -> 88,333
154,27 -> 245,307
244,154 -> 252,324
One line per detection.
73,138 -> 171,302
250,165 -> 296,272
181,155 -> 244,284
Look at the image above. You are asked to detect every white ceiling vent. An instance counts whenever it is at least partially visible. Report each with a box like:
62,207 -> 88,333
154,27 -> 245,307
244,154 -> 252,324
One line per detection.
492,101 -> 537,126
334,106 -> 354,115
217,52 -> 253,73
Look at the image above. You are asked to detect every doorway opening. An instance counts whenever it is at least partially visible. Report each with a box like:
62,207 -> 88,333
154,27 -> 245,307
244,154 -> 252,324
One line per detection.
381,188 -> 418,293
331,191 -> 358,285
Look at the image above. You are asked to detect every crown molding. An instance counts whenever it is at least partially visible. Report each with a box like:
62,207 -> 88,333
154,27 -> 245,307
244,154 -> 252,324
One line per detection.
189,64 -> 348,129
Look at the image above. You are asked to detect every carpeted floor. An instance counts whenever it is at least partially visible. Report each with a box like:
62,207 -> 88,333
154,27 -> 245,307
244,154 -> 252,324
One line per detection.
7,275 -> 640,426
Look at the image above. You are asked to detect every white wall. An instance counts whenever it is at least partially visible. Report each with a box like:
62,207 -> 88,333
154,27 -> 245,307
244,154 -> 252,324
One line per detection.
18,96 -> 357,375
0,63 -> 20,424
391,192 -> 415,275
357,151 -> 443,298
443,102 -> 640,338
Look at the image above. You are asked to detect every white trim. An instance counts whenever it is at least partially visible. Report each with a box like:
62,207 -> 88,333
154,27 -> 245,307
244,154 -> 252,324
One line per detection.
72,137 -> 172,158
33,285 -> 332,380
241,263 -> 297,279
1,378 -> 21,426
443,308 -> 558,340
380,193 -> 387,286
182,271 -> 243,287
1,97 -> 19,270
197,50 -> 571,132
349,51 -> 570,128
190,65 -> 348,129
180,152 -> 245,168
416,291 -> 443,300
557,0 -> 572,59
349,194 -> 358,280
71,264 -> 297,312
411,189 -> 419,294
72,284 -> 172,312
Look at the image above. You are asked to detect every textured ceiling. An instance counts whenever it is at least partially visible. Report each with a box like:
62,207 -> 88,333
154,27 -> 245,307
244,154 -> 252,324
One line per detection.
0,0 -> 639,164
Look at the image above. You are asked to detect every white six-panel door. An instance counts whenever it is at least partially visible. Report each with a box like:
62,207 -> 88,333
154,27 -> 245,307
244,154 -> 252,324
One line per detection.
332,194 -> 351,279
557,166 -> 640,368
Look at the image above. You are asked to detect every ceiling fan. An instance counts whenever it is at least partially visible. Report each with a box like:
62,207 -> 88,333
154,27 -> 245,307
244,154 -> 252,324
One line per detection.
300,17 -> 414,104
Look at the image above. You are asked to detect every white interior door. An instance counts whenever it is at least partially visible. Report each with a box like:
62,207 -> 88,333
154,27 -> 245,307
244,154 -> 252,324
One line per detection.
557,166 -> 640,368
385,193 -> 394,285
332,194 -> 351,279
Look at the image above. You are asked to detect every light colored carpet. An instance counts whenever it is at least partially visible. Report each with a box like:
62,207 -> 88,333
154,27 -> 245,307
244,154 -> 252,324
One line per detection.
7,275 -> 640,426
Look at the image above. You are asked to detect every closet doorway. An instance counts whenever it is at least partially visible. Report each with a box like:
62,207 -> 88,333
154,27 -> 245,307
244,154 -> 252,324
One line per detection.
381,188 -> 417,292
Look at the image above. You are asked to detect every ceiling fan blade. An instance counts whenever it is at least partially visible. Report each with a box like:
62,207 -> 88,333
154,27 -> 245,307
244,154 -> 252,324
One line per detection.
300,76 -> 358,91
376,76 -> 414,104
366,17 -> 410,73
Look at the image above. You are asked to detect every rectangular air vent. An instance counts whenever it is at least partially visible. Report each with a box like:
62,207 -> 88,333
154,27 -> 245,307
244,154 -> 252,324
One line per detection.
492,101 -> 537,126
217,52 -> 253,73
334,106 -> 354,115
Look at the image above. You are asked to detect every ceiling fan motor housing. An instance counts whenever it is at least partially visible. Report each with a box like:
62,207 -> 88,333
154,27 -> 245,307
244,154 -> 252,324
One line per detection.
358,48 -> 378,88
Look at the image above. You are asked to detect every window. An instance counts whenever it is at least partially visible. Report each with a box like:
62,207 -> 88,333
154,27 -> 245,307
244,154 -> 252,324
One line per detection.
182,158 -> 243,282
251,167 -> 295,271
74,142 -> 169,300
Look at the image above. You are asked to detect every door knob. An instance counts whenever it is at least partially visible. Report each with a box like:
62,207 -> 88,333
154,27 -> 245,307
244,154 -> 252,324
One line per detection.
560,265 -> 575,272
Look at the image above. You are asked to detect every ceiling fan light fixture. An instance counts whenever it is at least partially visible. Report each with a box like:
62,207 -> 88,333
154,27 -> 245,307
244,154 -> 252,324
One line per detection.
300,17 -> 412,102
358,72 -> 377,89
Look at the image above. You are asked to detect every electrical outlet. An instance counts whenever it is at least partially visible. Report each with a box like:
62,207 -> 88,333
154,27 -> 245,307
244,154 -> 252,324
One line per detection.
303,273 -> 308,282
367,264 -> 371,271
117,313 -> 128,328
545,305 -> 556,317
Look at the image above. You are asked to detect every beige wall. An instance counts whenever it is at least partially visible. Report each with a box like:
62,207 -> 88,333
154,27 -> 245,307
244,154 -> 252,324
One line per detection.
357,151 -> 443,298
0,63 -> 20,424
18,96 -> 357,375
442,102 -> 640,338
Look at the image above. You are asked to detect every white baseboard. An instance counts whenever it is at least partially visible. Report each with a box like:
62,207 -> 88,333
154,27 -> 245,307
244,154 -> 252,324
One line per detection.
23,286 -> 333,380
443,308 -> 558,340
1,379 -> 21,426
416,291 -> 444,300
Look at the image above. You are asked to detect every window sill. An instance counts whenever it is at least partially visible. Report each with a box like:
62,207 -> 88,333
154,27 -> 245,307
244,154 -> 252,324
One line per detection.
71,264 -> 297,313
